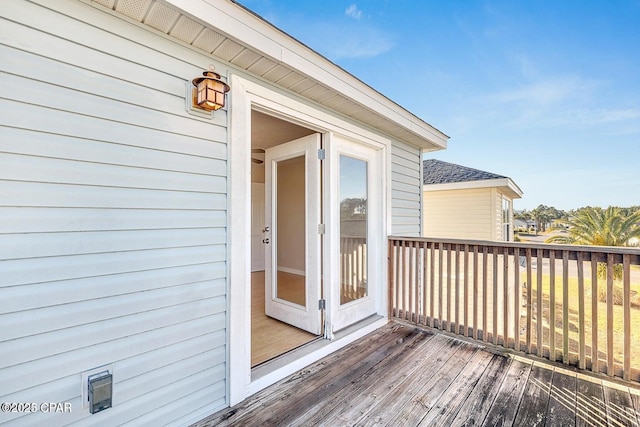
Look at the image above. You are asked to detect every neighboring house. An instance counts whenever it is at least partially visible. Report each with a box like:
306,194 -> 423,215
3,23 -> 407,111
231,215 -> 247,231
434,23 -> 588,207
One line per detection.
0,1 -> 448,426
514,219 -> 528,232
514,218 -> 537,232
422,159 -> 523,241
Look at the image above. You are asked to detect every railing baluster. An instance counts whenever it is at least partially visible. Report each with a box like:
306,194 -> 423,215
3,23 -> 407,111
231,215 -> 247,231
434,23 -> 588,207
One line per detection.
464,245 -> 469,337
526,247 -> 533,354
409,240 -> 416,322
623,254 -> 631,381
482,246 -> 489,342
438,243 -> 444,329
397,241 -> 402,318
550,250 -> 556,362
430,242 -> 435,328
455,245 -> 461,334
591,256 -> 598,374
420,243 -> 425,323
577,251 -> 585,370
405,242 -> 411,320
513,248 -> 521,351
562,250 -> 569,365
537,248 -> 543,357
387,240 -> 397,317
607,253 -> 614,376
473,245 -> 479,340
493,247 -> 498,346
503,247 -> 509,348
446,244 -> 452,332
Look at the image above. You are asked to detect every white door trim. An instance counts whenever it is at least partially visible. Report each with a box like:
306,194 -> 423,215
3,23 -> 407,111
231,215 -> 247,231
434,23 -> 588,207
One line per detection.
228,74 -> 389,405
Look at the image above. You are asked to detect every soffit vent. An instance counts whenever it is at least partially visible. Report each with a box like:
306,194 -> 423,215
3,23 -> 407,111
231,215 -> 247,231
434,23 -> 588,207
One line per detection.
115,0 -> 152,22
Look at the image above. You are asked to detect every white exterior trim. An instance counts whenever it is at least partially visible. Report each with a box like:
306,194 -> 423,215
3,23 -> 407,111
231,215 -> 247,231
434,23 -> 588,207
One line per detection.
422,177 -> 523,199
229,74 -> 390,405
162,0 -> 448,149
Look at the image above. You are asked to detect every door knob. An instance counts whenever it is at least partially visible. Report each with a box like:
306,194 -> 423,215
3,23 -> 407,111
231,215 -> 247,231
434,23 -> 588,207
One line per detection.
262,238 -> 270,244
263,226 -> 270,233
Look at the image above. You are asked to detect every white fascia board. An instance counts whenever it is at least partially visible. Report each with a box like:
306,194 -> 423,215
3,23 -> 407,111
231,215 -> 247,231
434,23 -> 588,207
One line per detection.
164,0 -> 448,149
423,177 -> 523,199
507,178 -> 524,199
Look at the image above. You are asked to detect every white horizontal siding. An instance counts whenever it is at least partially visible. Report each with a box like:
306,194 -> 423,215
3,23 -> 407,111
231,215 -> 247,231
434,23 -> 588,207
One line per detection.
391,140 -> 422,236
423,188 -> 493,240
0,1 -> 229,425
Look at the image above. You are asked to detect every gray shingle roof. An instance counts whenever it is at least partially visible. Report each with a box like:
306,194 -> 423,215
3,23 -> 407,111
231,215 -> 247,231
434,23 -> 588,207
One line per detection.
423,159 -> 507,185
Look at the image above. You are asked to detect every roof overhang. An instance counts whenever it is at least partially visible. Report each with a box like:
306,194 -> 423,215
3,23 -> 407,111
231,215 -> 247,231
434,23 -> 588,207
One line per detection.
423,177 -> 524,199
91,0 -> 448,150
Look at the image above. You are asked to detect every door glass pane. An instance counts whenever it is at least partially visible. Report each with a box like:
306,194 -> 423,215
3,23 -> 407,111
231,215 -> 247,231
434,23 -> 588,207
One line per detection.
275,155 -> 306,306
340,155 -> 368,305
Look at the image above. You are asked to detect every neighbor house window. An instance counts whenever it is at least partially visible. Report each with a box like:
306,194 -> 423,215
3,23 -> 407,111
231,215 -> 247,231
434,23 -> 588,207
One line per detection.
502,197 -> 512,241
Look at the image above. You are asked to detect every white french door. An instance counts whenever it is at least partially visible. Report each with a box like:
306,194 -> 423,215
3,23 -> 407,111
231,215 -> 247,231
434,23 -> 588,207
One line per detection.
264,134 -> 322,335
326,135 -> 383,332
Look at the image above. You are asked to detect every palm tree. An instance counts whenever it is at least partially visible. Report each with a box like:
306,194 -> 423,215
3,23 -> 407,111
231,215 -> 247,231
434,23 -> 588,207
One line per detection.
546,207 -> 640,283
545,206 -> 640,246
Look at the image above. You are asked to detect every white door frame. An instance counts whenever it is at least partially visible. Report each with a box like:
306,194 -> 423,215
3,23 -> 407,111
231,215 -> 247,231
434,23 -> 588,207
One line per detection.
228,74 -> 390,405
250,182 -> 265,272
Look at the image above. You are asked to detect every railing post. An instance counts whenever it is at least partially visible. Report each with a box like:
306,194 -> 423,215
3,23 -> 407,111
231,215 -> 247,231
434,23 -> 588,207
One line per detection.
388,239 -> 395,319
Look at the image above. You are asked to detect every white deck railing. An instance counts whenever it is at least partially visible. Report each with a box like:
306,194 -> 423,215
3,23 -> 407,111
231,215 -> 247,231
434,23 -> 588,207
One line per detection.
388,237 -> 640,382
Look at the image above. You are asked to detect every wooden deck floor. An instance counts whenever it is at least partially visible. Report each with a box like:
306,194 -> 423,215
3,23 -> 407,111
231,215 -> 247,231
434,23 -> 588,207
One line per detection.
194,322 -> 640,427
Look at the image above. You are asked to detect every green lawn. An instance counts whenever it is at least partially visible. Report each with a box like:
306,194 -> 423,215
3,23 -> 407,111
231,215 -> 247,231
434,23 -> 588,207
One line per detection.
523,271 -> 640,373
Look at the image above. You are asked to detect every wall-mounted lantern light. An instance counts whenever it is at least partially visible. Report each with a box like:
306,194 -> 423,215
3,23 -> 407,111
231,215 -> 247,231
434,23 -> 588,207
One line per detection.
191,66 -> 230,112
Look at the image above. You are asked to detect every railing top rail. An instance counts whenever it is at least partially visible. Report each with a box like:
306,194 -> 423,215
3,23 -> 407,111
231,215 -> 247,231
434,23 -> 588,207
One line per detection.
389,235 -> 640,259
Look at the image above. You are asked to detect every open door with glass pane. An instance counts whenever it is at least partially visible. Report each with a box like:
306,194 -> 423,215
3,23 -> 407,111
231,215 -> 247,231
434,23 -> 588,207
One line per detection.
327,135 -> 382,332
264,134 -> 322,335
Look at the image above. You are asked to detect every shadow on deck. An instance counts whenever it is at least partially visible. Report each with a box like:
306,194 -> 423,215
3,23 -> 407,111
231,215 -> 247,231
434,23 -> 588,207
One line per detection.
193,322 -> 640,426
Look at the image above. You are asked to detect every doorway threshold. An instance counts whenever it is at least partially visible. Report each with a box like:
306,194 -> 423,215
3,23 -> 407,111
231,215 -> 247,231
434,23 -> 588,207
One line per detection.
248,315 -> 386,396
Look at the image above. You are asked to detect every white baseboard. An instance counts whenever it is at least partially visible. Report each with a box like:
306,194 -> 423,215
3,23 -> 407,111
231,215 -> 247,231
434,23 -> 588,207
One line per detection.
276,266 -> 305,276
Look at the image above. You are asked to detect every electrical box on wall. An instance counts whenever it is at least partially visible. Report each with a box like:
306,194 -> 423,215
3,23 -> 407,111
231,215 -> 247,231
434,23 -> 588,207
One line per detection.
81,364 -> 114,413
89,372 -> 112,414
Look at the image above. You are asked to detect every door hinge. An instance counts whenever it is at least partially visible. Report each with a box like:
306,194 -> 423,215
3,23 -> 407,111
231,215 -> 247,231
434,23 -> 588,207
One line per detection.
318,299 -> 326,310
317,148 -> 325,160
317,223 -> 325,234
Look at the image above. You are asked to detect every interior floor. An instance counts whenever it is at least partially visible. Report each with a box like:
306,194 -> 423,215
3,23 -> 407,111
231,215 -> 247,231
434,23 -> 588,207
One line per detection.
251,271 -> 318,367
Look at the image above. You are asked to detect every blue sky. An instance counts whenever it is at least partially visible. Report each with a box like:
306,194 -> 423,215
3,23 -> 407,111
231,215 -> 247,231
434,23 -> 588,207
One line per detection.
239,0 -> 640,211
